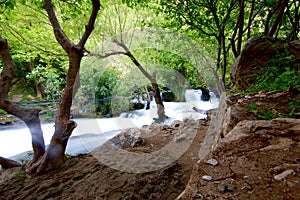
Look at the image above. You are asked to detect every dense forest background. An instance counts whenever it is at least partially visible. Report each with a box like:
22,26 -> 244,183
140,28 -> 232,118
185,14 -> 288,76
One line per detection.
1,0 -> 298,111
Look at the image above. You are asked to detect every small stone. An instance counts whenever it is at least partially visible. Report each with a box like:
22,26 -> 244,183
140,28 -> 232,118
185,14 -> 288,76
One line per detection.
269,166 -> 283,174
192,192 -> 203,199
202,175 -> 213,181
206,158 -> 218,166
241,182 -> 252,191
218,183 -> 228,193
274,169 -> 296,181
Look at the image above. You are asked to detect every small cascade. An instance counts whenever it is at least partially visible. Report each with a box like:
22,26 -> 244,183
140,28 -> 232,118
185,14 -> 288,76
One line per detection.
0,89 -> 219,162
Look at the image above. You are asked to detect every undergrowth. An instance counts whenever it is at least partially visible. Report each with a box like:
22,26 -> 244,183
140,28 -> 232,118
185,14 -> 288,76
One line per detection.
246,50 -> 300,93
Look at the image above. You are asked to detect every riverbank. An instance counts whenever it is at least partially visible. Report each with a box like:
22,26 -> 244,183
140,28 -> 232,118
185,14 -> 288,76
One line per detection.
0,118 -> 209,199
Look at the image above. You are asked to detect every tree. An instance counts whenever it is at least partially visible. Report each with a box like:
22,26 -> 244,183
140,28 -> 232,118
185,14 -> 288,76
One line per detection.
0,0 -> 100,173
88,1 -> 168,122
0,37 -> 46,164
29,0 -> 100,173
126,0 -> 299,86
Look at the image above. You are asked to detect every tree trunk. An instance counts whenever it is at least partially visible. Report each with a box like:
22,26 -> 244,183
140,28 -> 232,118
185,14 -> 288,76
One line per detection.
0,38 -> 46,163
237,0 -> 244,55
29,58 -> 43,98
35,54 -> 81,173
0,156 -> 21,169
269,0 -> 289,37
151,81 -> 166,122
115,40 -> 167,122
28,0 -> 100,174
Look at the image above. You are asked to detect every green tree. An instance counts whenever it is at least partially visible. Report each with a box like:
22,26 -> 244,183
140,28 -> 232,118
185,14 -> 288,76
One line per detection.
0,0 -> 100,173
125,0 -> 299,86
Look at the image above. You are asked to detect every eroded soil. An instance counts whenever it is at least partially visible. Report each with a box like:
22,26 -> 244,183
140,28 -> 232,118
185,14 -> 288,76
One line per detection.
0,120 -> 208,200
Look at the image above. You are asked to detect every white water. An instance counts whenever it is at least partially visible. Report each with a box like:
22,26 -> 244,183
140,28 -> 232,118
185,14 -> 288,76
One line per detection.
0,89 -> 219,161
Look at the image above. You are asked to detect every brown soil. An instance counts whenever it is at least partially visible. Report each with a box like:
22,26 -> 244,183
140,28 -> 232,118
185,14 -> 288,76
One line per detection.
0,120 -> 209,200
179,120 -> 300,200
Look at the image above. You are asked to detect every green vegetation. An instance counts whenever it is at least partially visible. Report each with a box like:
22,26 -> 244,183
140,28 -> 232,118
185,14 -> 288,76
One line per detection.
0,109 -> 8,115
12,165 -> 27,183
247,50 -> 300,93
95,66 -> 121,116
1,0 -> 299,104
287,100 -> 300,118
248,100 -> 300,120
42,111 -> 55,122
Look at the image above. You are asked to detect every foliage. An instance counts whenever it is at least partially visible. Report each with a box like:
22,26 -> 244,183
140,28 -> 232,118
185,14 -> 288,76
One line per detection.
12,164 -> 27,183
0,109 -> 8,115
95,66 -> 121,116
248,104 -> 281,120
26,65 -> 66,101
42,111 -> 55,121
248,103 -> 258,112
248,99 -> 300,120
139,48 -> 206,89
247,50 -> 300,93
287,100 -> 300,117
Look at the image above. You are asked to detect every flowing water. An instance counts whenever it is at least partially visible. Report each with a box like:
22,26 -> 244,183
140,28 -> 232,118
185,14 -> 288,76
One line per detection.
0,89 -> 219,162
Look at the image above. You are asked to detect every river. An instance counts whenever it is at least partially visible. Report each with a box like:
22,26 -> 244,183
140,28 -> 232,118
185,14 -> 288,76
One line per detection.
0,89 -> 219,162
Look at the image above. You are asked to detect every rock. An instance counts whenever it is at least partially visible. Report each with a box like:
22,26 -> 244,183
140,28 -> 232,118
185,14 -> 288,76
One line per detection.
217,183 -> 233,193
241,182 -> 252,191
269,166 -> 283,174
217,183 -> 228,193
224,118 -> 300,143
192,192 -> 203,199
206,158 -> 218,166
202,175 -> 213,181
274,169 -> 296,181
170,120 -> 183,128
161,87 -> 176,102
231,37 -> 300,90
200,87 -> 210,101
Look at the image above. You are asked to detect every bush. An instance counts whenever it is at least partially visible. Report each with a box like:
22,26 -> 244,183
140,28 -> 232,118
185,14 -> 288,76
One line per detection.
247,50 -> 300,93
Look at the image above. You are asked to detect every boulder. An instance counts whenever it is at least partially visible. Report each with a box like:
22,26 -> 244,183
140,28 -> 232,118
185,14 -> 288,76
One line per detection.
231,37 -> 300,90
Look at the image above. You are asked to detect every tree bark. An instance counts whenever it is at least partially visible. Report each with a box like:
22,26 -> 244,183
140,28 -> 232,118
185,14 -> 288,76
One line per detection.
29,58 -> 43,98
269,0 -> 289,37
0,37 -> 45,162
0,156 -> 21,169
237,0 -> 244,55
29,0 -> 100,173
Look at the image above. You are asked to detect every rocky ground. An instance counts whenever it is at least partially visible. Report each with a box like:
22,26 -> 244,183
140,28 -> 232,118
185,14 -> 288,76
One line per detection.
0,89 -> 300,199
0,119 -> 209,199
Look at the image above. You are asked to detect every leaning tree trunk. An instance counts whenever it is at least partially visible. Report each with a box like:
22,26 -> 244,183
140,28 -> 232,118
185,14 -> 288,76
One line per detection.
0,38 -> 45,164
114,40 -> 167,122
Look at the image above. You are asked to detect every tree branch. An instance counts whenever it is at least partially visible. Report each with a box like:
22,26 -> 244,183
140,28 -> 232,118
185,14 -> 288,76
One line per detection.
269,0 -> 289,37
114,40 -> 153,81
44,0 -> 72,52
78,0 -> 101,48
87,51 -> 126,58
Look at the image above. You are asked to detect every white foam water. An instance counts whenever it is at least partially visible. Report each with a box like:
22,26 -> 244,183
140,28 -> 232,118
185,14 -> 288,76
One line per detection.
0,89 -> 219,161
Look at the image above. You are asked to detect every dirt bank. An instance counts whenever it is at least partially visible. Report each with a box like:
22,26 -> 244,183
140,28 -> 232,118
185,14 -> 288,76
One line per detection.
0,119 -> 208,200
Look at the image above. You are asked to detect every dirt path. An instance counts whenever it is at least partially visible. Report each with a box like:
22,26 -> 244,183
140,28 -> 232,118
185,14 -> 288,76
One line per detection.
0,119 -> 208,200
